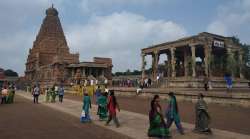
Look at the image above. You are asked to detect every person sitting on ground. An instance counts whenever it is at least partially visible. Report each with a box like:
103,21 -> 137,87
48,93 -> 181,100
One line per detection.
148,95 -> 170,138
194,93 -> 212,134
136,82 -> 144,95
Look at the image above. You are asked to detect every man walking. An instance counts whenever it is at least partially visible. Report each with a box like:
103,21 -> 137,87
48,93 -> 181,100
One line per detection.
58,85 -> 64,103
33,85 -> 40,104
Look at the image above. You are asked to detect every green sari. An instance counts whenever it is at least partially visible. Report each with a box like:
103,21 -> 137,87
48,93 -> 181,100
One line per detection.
7,90 -> 14,104
97,95 -> 108,120
148,111 -> 169,138
45,89 -> 51,102
51,90 -> 56,103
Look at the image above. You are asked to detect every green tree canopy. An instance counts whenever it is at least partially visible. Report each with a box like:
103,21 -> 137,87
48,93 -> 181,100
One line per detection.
4,69 -> 18,77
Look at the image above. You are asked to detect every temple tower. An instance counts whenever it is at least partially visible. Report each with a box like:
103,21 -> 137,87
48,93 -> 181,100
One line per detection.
25,6 -> 79,85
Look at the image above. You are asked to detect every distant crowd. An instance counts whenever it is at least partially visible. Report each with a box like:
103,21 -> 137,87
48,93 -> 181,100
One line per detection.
26,84 -> 65,104
1,84 -> 16,104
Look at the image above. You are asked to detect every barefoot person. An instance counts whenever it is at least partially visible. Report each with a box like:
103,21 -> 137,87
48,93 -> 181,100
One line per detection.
148,95 -> 170,138
81,91 -> 92,123
106,90 -> 120,127
166,92 -> 184,135
194,93 -> 212,134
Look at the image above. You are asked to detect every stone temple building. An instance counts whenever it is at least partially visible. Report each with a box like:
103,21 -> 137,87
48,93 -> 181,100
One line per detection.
25,6 -> 112,87
141,32 -> 248,88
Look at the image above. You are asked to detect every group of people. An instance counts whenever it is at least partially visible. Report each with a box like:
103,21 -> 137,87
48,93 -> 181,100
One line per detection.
45,85 -> 65,103
81,87 -> 121,128
31,84 -> 64,104
203,74 -> 234,92
1,84 -> 16,104
112,79 -> 140,87
148,92 -> 211,138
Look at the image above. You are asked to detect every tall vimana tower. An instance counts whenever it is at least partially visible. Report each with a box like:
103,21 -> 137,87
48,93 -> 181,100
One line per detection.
25,5 -> 79,86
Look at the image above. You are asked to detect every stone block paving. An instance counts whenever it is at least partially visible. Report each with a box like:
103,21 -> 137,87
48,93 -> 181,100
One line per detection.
17,91 -> 250,139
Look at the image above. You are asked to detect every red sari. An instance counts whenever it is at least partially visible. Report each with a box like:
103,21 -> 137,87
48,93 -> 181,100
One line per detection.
107,96 -> 116,116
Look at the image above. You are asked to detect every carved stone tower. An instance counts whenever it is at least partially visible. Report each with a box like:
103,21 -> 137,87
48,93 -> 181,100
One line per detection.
25,6 -> 79,86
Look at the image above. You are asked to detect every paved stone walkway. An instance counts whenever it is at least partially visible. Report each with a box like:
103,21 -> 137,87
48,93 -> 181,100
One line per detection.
17,91 -> 250,139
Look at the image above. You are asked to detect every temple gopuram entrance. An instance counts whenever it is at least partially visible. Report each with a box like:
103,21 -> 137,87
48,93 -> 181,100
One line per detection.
141,32 -> 248,88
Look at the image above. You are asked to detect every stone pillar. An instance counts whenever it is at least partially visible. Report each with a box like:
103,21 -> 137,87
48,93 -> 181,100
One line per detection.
82,68 -> 86,77
183,48 -> 188,77
226,48 -> 234,77
204,45 -> 209,76
89,68 -> 92,76
101,68 -> 105,76
71,68 -> 75,78
152,51 -> 159,80
170,48 -> 176,78
141,53 -> 146,80
190,45 -> 196,77
167,53 -> 171,78
239,51 -> 244,79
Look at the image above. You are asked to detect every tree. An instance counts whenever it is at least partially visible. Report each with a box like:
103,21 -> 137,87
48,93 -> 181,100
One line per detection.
4,69 -> 18,77
241,44 -> 250,80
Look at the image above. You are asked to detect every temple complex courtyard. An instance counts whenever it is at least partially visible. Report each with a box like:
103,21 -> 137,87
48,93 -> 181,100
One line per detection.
1,1 -> 250,139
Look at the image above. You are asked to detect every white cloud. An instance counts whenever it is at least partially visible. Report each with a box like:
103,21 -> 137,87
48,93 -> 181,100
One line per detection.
66,12 -> 187,72
79,0 -> 165,14
0,0 -> 183,75
0,31 -> 33,76
207,0 -> 250,43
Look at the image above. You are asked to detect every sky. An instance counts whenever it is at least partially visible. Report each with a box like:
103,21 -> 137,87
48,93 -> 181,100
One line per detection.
0,0 -> 250,76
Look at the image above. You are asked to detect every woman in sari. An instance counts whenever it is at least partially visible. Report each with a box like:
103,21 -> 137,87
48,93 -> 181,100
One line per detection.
166,92 -> 184,135
148,95 -> 170,138
7,85 -> 15,104
81,91 -> 92,123
105,90 -> 120,127
51,86 -> 56,103
194,93 -> 212,133
97,92 -> 108,121
45,87 -> 50,103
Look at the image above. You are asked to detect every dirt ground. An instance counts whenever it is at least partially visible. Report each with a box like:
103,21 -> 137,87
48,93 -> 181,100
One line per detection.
0,95 -> 131,139
65,93 -> 250,135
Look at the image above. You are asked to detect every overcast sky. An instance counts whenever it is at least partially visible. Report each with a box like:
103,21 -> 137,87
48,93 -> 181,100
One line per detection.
0,0 -> 250,76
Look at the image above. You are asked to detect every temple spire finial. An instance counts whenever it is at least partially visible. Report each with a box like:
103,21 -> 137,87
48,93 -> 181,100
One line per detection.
52,3 -> 54,8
